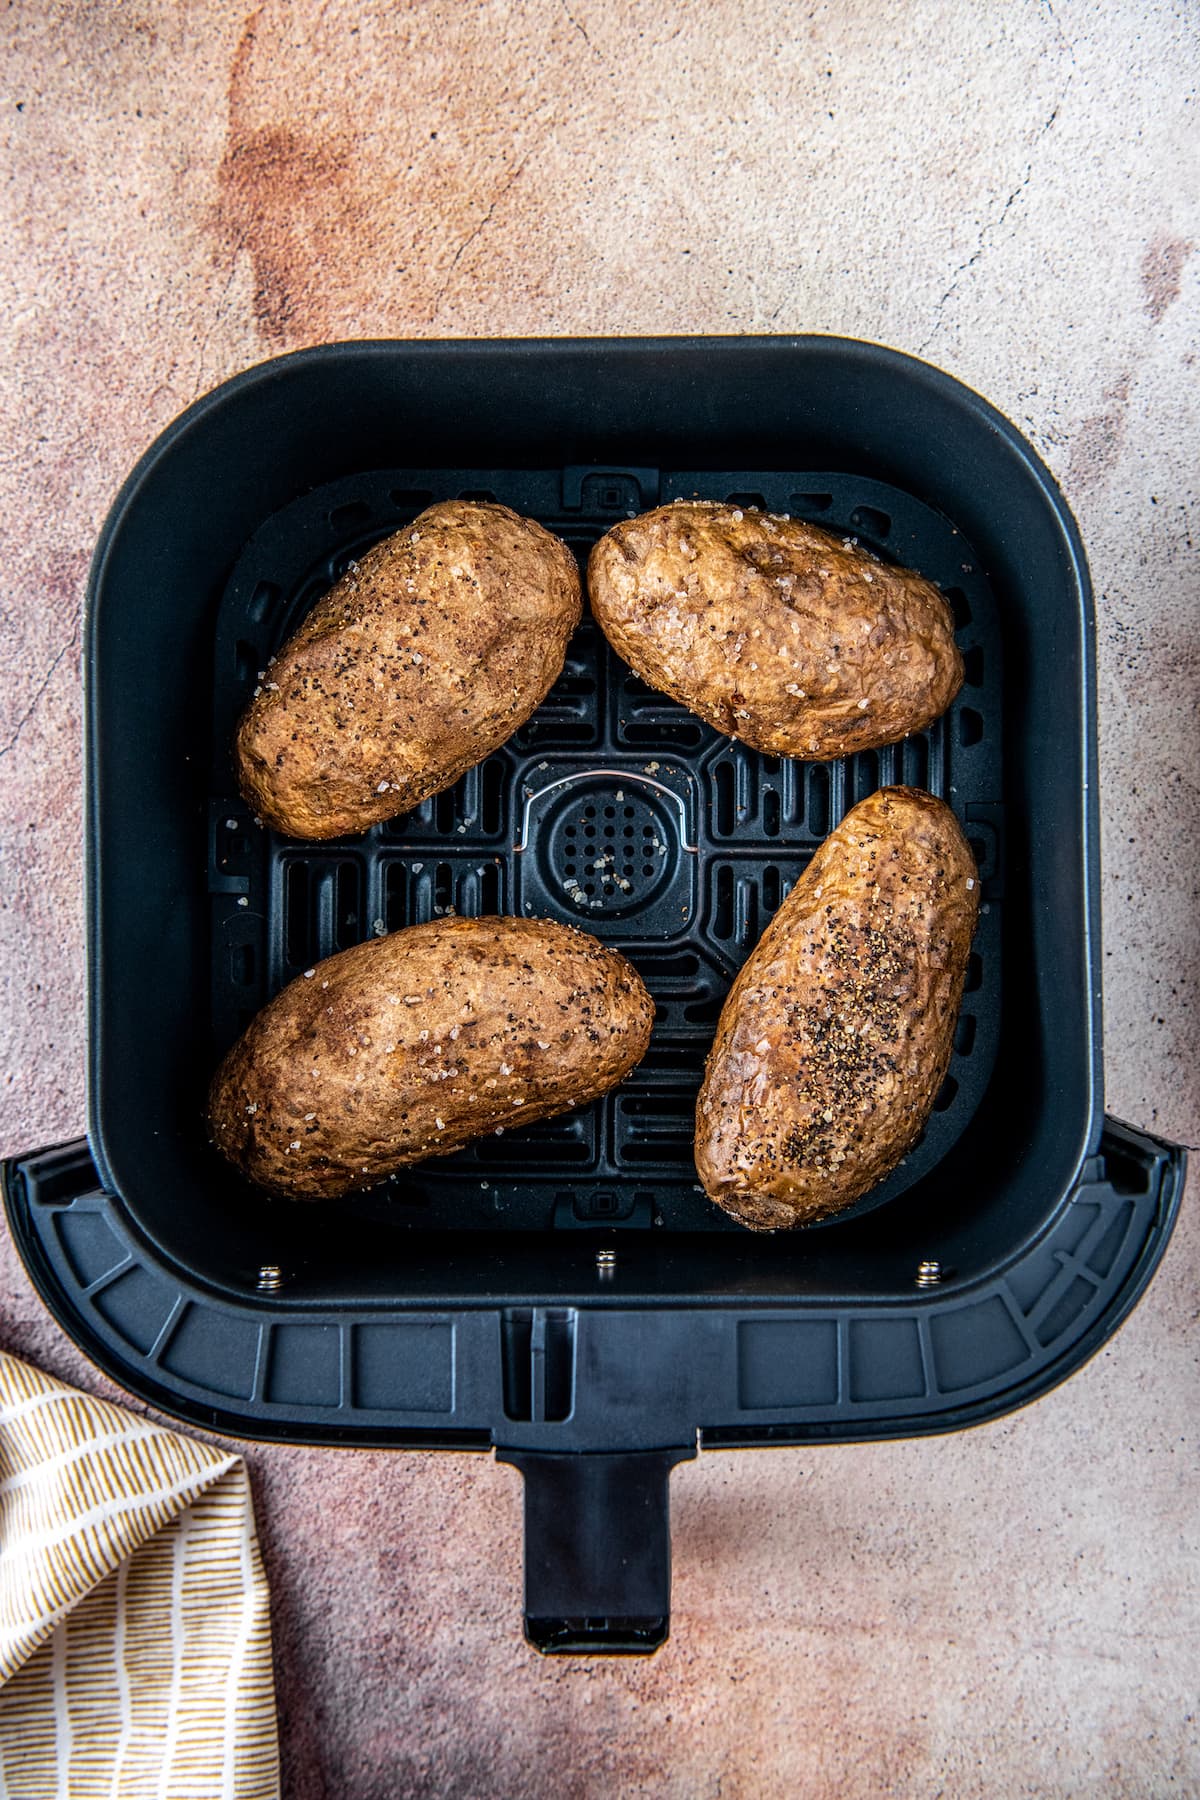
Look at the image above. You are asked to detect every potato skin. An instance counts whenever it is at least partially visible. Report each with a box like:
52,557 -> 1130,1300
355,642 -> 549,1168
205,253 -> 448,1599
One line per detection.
588,502 -> 962,758
237,501 -> 581,839
207,916 -> 653,1199
695,788 -> 979,1229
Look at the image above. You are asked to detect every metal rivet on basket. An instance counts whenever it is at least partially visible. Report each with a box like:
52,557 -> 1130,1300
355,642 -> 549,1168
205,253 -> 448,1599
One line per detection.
256,1264 -> 284,1293
595,1248 -> 617,1278
915,1260 -> 943,1287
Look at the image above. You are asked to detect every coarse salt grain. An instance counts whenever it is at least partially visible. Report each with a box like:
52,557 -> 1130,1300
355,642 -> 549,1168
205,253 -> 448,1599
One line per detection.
966,878 -> 976,889
304,969 -> 316,979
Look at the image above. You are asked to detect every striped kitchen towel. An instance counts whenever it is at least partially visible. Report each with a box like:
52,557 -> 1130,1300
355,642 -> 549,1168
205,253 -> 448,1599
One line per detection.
0,1350 -> 279,1797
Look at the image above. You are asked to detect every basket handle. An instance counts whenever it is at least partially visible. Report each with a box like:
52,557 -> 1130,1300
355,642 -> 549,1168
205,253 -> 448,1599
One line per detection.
496,1447 -> 693,1655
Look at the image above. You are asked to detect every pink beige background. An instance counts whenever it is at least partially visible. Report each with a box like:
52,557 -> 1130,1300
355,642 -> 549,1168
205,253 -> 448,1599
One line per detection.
2,2 -> 1197,1794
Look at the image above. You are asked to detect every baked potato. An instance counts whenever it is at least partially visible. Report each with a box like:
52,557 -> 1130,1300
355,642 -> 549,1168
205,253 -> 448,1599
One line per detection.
588,501 -> 962,757
237,500 -> 581,839
207,915 -> 653,1199
695,787 -> 978,1229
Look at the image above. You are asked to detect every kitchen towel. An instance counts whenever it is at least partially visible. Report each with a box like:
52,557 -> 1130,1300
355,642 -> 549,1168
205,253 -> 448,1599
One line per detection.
0,1349 -> 279,1796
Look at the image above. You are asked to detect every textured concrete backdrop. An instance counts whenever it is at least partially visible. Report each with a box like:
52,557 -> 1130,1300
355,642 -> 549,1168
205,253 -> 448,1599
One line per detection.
1,2 -> 1197,1795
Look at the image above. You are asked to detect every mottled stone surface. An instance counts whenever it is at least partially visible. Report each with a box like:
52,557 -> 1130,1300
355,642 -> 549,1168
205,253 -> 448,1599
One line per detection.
1,2 -> 1196,1795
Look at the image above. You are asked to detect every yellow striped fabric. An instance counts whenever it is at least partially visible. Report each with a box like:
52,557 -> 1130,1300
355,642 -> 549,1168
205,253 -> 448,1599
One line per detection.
0,1351 -> 279,1797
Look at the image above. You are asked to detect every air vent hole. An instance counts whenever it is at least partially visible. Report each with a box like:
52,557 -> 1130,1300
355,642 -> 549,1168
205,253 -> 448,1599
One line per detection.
849,505 -> 891,538
959,708 -> 984,747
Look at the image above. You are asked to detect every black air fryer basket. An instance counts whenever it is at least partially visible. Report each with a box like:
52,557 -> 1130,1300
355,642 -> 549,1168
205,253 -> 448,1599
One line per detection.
4,338 -> 1184,1653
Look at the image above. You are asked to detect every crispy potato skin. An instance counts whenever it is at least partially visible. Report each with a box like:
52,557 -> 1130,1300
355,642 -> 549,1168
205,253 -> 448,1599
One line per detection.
588,502 -> 962,757
695,787 -> 978,1229
207,916 -> 653,1199
236,501 -> 581,839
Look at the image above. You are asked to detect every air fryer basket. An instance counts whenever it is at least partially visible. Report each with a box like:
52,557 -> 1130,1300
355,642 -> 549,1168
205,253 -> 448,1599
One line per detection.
3,338 -> 1184,1654
210,462 -> 1002,1237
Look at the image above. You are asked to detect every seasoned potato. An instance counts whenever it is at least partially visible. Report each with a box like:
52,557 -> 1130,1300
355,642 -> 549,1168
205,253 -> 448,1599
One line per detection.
207,916 -> 653,1199
588,501 -> 962,758
695,787 -> 978,1229
237,501 -> 581,839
